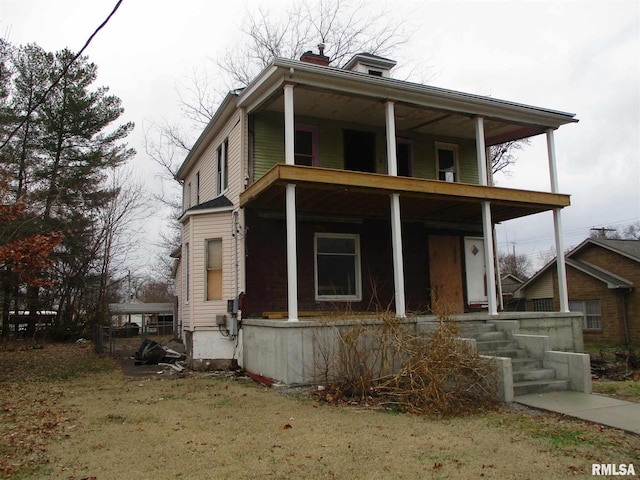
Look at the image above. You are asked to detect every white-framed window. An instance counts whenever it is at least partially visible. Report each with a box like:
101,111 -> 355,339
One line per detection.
294,123 -> 319,166
314,233 -> 361,301
435,142 -> 459,182
216,139 -> 228,196
186,182 -> 192,209
184,243 -> 190,303
206,238 -> 222,301
570,299 -> 602,330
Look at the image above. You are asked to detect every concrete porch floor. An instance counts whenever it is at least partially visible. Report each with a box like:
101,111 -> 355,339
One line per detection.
515,391 -> 640,435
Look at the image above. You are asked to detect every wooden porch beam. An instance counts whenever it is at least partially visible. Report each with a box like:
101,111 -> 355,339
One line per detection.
240,164 -> 570,210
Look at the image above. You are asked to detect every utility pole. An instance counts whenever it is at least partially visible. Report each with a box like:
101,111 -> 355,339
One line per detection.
590,227 -> 616,239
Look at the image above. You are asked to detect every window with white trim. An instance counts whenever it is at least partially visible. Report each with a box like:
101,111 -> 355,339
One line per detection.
216,139 -> 228,196
314,233 -> 361,301
570,299 -> 602,330
294,124 -> 318,166
435,142 -> 459,182
206,239 -> 222,301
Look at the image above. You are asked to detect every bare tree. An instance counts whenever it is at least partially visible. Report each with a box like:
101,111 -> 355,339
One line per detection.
217,0 -> 413,89
621,222 -> 640,240
490,139 -> 530,177
498,251 -> 532,281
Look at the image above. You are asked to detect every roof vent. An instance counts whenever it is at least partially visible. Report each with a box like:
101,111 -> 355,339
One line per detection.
343,53 -> 397,78
299,43 -> 330,66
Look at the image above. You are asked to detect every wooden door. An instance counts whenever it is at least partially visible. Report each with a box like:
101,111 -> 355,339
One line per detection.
428,235 -> 464,314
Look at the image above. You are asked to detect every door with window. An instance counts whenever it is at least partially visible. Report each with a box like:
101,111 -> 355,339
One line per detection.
464,237 -> 488,307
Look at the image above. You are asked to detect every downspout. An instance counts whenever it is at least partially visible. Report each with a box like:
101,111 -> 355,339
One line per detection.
619,288 -> 632,345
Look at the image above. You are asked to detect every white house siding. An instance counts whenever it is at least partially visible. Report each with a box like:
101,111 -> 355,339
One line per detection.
181,219 -> 192,330
173,259 -> 182,332
176,108 -> 247,365
190,211 -> 234,328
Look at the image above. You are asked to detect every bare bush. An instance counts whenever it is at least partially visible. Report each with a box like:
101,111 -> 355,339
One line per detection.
376,319 -> 499,415
313,313 -> 499,415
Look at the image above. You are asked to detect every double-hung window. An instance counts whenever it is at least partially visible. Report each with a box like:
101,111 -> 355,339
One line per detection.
435,142 -> 459,182
314,233 -> 361,301
569,299 -> 602,330
216,139 -> 228,196
206,239 -> 223,301
294,124 -> 318,166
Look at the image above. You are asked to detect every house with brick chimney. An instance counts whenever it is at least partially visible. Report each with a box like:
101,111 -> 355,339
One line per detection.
172,47 -> 590,398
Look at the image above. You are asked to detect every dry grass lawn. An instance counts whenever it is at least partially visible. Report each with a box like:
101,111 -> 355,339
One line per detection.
1,342 -> 638,479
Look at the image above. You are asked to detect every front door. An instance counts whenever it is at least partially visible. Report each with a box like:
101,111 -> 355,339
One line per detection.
464,237 -> 488,307
428,235 -> 464,314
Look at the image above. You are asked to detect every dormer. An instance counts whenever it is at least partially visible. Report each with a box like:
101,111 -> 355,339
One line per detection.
343,53 -> 397,78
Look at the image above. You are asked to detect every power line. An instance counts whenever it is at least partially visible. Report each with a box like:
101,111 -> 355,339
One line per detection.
0,0 -> 125,151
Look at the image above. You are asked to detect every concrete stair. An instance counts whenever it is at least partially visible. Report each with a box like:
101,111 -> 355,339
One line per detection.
458,322 -> 569,396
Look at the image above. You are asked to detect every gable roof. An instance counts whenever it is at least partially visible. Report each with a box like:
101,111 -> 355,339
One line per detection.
573,238 -> 640,263
518,238 -> 639,293
566,258 -> 633,289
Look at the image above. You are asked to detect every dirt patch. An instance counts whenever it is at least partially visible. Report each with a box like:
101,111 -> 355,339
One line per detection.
1,342 -> 639,479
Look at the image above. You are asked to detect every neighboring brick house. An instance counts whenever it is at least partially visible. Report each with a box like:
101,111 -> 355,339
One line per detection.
518,238 -> 639,344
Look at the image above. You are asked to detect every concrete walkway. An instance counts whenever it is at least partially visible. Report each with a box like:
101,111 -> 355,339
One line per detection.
515,391 -> 640,435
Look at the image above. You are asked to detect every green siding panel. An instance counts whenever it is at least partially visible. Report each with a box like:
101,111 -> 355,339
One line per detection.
251,112 -> 480,185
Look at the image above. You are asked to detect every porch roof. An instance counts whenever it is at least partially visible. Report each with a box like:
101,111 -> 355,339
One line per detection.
239,164 -> 570,224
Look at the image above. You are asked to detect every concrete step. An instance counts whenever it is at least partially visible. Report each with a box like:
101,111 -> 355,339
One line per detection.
457,323 -> 497,336
513,368 -> 557,383
481,348 -> 530,359
511,357 -> 543,370
513,379 -> 570,396
472,331 -> 507,342
475,339 -> 518,352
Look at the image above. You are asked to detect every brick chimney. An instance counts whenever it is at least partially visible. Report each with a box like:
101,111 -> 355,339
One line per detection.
299,43 -> 330,66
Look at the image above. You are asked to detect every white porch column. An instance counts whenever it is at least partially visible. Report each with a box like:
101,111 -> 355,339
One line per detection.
547,129 -> 569,312
385,101 -> 406,317
284,84 -> 298,321
284,84 -> 295,166
475,117 -> 498,315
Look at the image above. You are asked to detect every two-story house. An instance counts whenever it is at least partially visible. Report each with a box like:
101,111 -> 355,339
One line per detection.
173,49 -> 580,381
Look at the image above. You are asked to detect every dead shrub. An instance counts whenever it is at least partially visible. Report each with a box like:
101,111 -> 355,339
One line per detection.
313,313 -> 499,415
375,318 -> 499,415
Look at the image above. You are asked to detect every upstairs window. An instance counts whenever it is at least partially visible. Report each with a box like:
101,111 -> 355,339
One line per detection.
435,142 -> 459,182
196,172 -> 200,205
314,233 -> 361,301
216,139 -> 228,196
295,124 -> 318,166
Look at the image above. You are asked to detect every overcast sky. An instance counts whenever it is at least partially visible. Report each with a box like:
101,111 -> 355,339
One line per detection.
2,0 -> 639,275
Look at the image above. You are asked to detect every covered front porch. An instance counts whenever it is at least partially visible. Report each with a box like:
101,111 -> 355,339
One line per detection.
239,164 -> 570,319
